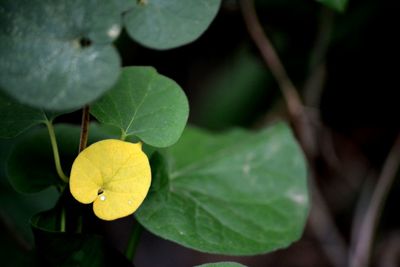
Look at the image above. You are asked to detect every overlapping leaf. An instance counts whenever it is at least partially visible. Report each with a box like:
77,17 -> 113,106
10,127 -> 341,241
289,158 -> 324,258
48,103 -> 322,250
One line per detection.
6,124 -> 116,194
136,123 -> 309,255
0,0 -> 121,110
123,0 -> 221,49
0,93 -> 72,138
91,67 -> 189,148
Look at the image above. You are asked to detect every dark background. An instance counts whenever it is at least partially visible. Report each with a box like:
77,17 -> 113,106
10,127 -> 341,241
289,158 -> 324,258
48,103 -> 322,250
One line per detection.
117,0 -> 400,266
1,0 -> 399,266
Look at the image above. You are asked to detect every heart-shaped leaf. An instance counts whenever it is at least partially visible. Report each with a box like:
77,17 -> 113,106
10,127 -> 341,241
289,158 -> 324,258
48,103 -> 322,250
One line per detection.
0,0 -> 122,110
70,139 -> 151,221
91,67 -> 189,148
123,0 -> 221,49
136,123 -> 309,255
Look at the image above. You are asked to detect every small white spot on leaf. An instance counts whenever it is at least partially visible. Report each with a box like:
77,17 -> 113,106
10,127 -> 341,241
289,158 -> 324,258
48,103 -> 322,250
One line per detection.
242,164 -> 250,175
107,24 -> 121,39
287,190 -> 306,206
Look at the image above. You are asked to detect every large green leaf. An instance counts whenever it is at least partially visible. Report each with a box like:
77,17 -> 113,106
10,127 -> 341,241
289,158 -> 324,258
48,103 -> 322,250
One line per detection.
0,93 -> 71,138
31,208 -> 133,266
114,0 -> 135,13
0,186 -> 59,246
6,125 -> 79,193
91,67 -> 189,148
195,263 -> 247,267
0,141 -> 58,265
123,0 -> 221,50
317,0 -> 348,12
136,123 -> 309,255
0,0 -> 121,110
6,123 -> 115,193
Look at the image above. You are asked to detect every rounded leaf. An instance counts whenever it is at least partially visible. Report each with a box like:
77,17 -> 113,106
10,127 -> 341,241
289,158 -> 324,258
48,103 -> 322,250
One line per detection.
136,123 -> 309,255
123,0 -> 221,50
91,67 -> 189,148
70,140 -> 151,220
0,0 -> 122,110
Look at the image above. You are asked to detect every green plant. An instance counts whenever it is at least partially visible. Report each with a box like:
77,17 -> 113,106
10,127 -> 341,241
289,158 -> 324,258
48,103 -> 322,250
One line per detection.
1,0 -> 351,266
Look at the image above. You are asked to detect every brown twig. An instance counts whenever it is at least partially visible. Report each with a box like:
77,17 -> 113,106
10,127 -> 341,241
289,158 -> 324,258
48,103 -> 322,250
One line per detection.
308,173 -> 349,267
239,0 -> 317,159
350,134 -> 400,267
378,231 -> 400,267
239,1 -> 348,266
79,105 -> 90,152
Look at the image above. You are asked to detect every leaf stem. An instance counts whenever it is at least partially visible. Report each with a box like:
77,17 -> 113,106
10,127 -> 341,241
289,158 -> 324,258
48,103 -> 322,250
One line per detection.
120,130 -> 128,141
125,221 -> 143,261
45,120 -> 69,183
60,207 -> 66,232
79,105 -> 90,152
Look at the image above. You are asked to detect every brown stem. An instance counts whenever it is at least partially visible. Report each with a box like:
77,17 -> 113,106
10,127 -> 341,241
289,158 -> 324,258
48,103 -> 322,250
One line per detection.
239,0 -> 317,159
308,173 -> 349,267
239,0 -> 302,117
79,106 -> 90,152
239,1 -> 348,266
350,134 -> 400,267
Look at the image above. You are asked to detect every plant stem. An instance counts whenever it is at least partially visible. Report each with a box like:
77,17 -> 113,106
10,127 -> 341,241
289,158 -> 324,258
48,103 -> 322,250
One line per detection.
240,2 -> 348,266
45,120 -> 69,183
60,207 -> 66,232
349,134 -> 400,267
79,105 -> 90,152
75,106 -> 91,234
125,222 -> 143,261
120,130 -> 128,141
239,0 -> 317,158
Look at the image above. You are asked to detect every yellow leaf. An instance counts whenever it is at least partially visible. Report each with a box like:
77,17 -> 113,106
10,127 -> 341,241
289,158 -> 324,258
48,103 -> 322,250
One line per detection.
69,139 -> 151,220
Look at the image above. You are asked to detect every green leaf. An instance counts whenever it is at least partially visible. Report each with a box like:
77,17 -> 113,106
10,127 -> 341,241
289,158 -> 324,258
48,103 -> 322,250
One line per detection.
195,47 -> 272,129
0,186 -> 59,246
1,140 -> 59,260
31,209 -> 133,266
136,123 -> 309,255
195,262 -> 247,267
0,93 -> 72,138
114,0 -> 135,12
123,0 -> 221,50
316,0 -> 348,12
7,125 -> 78,193
91,67 -> 189,148
0,0 -> 122,111
6,123 -> 115,193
